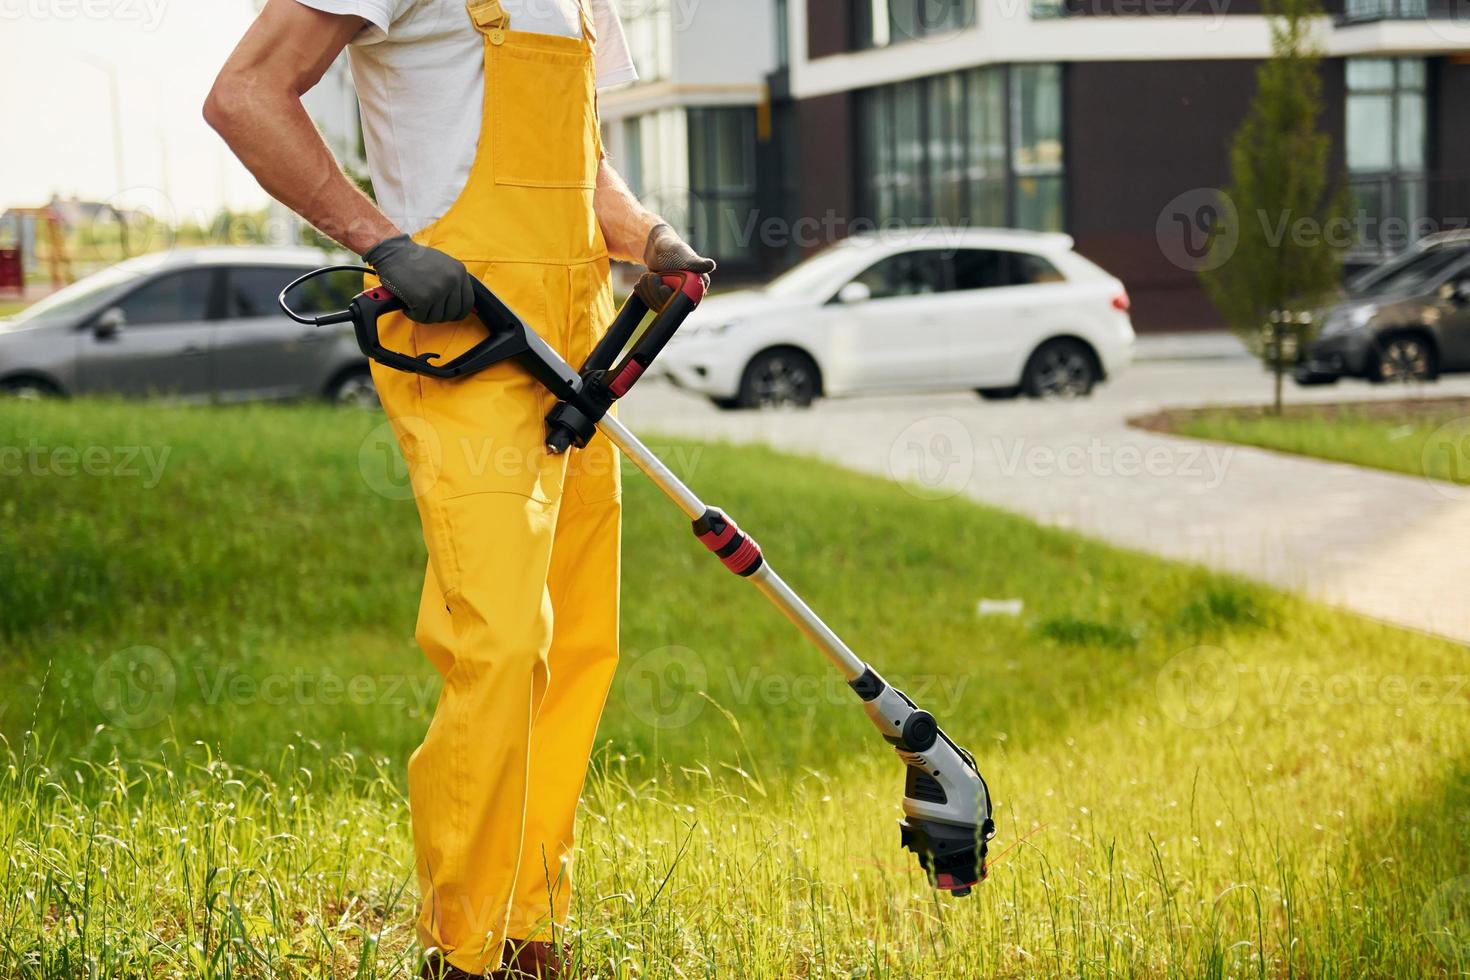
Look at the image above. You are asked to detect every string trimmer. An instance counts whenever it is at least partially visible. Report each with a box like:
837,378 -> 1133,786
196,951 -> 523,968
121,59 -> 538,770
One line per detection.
281,267 -> 996,894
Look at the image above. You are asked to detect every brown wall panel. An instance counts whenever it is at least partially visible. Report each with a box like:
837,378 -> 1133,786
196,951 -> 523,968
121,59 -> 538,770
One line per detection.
793,92 -> 857,251
806,0 -> 851,60
1067,58 -> 1349,332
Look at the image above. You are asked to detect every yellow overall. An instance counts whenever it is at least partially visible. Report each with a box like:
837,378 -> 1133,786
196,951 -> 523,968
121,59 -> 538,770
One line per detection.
367,1 -> 619,972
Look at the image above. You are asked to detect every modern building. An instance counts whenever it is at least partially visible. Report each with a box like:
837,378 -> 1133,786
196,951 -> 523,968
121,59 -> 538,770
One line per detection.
598,1 -> 783,273
601,0 -> 1470,331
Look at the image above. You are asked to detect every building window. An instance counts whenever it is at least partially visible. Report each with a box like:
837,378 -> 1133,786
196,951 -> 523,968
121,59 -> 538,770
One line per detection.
1011,64 -> 1066,231
688,107 -> 759,267
621,117 -> 644,197
1346,57 -> 1427,253
775,0 -> 789,68
852,0 -> 976,49
858,64 -> 1066,231
620,0 -> 671,83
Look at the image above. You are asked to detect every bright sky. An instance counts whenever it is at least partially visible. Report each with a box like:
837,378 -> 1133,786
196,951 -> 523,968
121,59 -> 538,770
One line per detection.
0,0 -> 271,219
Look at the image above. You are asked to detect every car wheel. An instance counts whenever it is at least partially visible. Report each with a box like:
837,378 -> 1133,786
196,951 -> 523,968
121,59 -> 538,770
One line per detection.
1021,339 -> 1098,399
737,349 -> 819,410
1,377 -> 61,400
1368,332 -> 1436,384
327,368 -> 380,409
976,387 -> 1021,401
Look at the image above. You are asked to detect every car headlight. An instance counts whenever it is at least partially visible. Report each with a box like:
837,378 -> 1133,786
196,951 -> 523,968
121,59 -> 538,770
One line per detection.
682,319 -> 741,338
1320,304 -> 1376,339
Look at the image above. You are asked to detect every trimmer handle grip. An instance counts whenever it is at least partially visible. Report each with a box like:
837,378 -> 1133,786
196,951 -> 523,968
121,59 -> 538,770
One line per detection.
278,265 -> 545,383
543,269 -> 707,455
583,270 -> 707,398
605,270 -> 706,397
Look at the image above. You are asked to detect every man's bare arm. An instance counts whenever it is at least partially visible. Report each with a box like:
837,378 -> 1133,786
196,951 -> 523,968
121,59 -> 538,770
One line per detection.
204,0 -> 397,255
594,160 -> 662,264
596,159 -> 715,278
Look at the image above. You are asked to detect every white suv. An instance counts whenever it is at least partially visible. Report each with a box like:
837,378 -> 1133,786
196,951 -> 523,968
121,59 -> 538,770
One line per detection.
659,229 -> 1136,409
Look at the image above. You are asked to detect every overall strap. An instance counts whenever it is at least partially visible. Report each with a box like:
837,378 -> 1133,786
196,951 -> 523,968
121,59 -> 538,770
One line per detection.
576,0 -> 597,44
466,0 -> 596,41
467,0 -> 509,31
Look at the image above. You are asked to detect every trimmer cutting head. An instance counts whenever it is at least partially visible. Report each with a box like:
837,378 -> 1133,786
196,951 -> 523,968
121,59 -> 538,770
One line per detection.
848,667 -> 995,897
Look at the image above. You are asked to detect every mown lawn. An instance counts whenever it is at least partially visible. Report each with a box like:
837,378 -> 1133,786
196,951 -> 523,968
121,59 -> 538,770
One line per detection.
1143,397 -> 1470,488
2,399 -> 1469,978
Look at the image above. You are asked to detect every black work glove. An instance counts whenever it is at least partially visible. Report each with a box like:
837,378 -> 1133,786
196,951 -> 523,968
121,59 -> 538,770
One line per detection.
363,235 -> 476,324
642,223 -> 715,305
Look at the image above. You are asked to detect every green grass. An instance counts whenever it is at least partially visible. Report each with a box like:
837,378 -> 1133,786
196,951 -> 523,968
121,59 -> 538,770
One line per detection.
3,400 -> 1470,977
1152,398 -> 1470,486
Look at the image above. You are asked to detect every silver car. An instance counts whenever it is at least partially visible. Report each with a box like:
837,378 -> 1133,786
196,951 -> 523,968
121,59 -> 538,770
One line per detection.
0,247 -> 376,406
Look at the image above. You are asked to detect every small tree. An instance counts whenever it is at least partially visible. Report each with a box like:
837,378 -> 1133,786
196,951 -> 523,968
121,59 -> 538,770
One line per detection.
1201,0 -> 1348,415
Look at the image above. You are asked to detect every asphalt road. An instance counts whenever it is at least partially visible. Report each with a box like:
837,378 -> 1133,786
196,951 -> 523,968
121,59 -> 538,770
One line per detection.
620,355 -> 1470,643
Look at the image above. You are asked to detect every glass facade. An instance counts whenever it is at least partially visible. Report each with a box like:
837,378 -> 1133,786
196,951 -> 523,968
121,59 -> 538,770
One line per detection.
688,107 -> 760,267
1346,57 -> 1428,252
858,64 -> 1066,231
852,0 -> 976,49
619,0 -> 672,83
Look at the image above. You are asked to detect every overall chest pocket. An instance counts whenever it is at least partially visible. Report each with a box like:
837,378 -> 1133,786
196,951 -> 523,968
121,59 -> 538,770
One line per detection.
490,41 -> 598,189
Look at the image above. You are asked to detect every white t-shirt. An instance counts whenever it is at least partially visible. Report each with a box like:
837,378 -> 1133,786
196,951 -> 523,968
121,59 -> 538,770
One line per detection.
295,0 -> 637,236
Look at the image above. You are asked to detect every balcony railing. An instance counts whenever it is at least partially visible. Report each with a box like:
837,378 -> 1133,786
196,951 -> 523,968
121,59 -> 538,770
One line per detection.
1346,171 -> 1470,259
1339,0 -> 1469,23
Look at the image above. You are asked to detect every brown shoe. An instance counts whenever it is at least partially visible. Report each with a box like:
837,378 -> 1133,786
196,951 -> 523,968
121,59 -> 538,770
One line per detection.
501,940 -> 572,979
419,951 -> 484,980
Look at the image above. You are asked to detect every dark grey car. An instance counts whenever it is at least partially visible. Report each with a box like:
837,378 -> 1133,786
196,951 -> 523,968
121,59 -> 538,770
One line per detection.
1297,233 -> 1470,385
0,247 -> 375,405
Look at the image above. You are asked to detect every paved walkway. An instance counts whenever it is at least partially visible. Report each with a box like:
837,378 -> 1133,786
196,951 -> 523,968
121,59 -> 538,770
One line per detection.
621,360 -> 1470,644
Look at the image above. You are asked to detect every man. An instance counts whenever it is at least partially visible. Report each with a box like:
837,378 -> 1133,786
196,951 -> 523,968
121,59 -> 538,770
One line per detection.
205,2 -> 714,977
